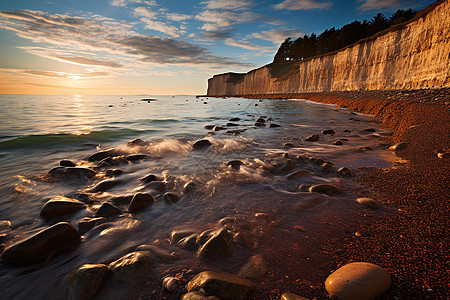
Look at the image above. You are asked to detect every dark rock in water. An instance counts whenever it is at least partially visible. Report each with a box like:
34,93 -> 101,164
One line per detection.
95,202 -> 121,217
286,170 -> 309,179
182,292 -> 220,300
146,181 -> 166,192
109,251 -> 153,282
177,234 -> 199,251
105,169 -> 123,177
140,98 -> 157,102
233,231 -> 255,248
182,181 -> 197,194
163,192 -> 181,204
204,125 -> 215,130
389,142 -> 407,151
321,162 -> 334,172
280,292 -> 309,300
88,179 -> 123,193
126,154 -> 150,162
226,160 -> 243,169
67,192 -> 91,204
309,184 -> 340,196
238,254 -> 267,279
170,230 -> 195,244
256,117 -> 266,123
140,174 -> 161,183
321,129 -> 336,134
254,122 -> 265,127
254,103 -> 258,106
67,264 -> 108,300
269,123 -> 281,128
304,134 -> 320,141
0,220 -> 11,232
163,276 -> 181,292
226,122 -> 239,127
135,244 -> 179,262
333,140 -> 343,145
198,228 -> 233,261
78,217 -> 106,235
1,222 -> 81,265
127,138 -> 147,147
229,117 -> 240,121
60,160 -> 76,167
40,197 -> 85,219
363,128 -> 376,132
187,271 -> 256,300
48,167 -> 96,180
298,184 -> 309,192
225,129 -> 246,135
283,142 -> 295,148
111,194 -> 134,206
88,148 -> 117,162
203,102 -> 208,104
343,129 -> 352,133
279,159 -> 295,172
357,197 -> 381,209
213,126 -> 225,131
193,139 -> 212,149
128,193 -> 154,212
311,158 -> 325,165
196,229 -> 216,246
338,167 -> 355,177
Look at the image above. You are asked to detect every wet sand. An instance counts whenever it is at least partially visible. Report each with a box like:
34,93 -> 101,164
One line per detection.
240,89 -> 450,299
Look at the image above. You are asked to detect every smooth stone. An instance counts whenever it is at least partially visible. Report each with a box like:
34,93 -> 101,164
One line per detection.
182,181 -> 197,193
146,180 -> 166,192
0,220 -> 11,232
1,222 -> 81,265
128,193 -> 154,212
105,169 -> 123,177
309,184 -> 340,196
60,160 -> 76,167
363,128 -> 376,132
198,228 -> 233,261
321,129 -> 336,134
226,122 -> 239,127
182,292 -> 220,300
233,231 -> 255,248
135,244 -> 179,262
170,230 -> 195,244
67,264 -> 108,300
229,117 -> 240,121
187,271 -> 256,300
283,142 -> 295,147
280,292 -> 309,300
204,125 -> 215,130
196,229 -> 216,246
298,184 -> 309,192
78,217 -> 106,235
177,234 -> 199,251
389,142 -> 407,151
140,173 -> 161,183
338,167 -> 355,177
48,167 -> 97,179
311,158 -> 325,165
356,198 -> 381,209
254,122 -> 265,127
88,179 -> 123,193
269,123 -> 281,128
333,140 -> 343,145
68,192 -> 91,204
127,138 -> 147,146
296,195 -> 326,210
163,192 -> 181,204
280,159 -> 295,172
325,262 -> 391,300
238,254 -> 267,279
321,162 -> 334,172
111,194 -> 134,205
95,202 -> 121,217
213,126 -> 225,131
87,148 -> 117,162
256,117 -> 266,123
109,251 -> 153,282
126,154 -> 150,162
304,134 -> 319,141
286,170 -> 310,179
193,139 -> 212,149
40,197 -> 85,219
163,276 -> 181,292
226,160 -> 243,169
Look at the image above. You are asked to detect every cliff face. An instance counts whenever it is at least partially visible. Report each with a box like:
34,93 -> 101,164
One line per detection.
207,0 -> 450,96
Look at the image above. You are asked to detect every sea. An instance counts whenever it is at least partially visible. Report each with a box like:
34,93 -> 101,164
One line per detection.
0,94 -> 396,299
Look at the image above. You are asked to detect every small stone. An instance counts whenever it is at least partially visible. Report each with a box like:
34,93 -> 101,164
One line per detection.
163,276 -> 181,292
67,264 -> 108,300
187,271 -> 256,300
140,174 -> 161,183
286,170 -> 310,179
182,292 -> 220,300
238,254 -> 267,279
126,154 -> 150,162
135,244 -> 179,262
269,123 -> 281,128
170,230 -> 195,244
283,142 -> 295,147
128,138 -> 147,146
254,122 -> 265,127
60,160 -> 76,167
321,162 -> 334,172
356,198 -> 381,209
280,159 -> 295,172
233,231 -> 255,248
333,140 -> 343,145
146,181 -> 166,192
309,184 -> 340,196
198,228 -> 233,261
280,292 -> 309,300
109,251 -> 153,282
88,179 -> 123,193
226,122 -> 239,127
48,167 -> 97,180
437,152 -> 450,158
338,167 -> 355,177
128,193 -> 154,212
304,134 -> 319,142
182,181 -> 197,193
325,262 -> 391,300
177,234 -> 199,250
78,217 -> 106,235
111,194 -> 134,205
105,169 -> 123,177
389,142 -> 407,151
321,129 -> 335,134
163,192 -> 181,204
213,126 -> 225,131
256,117 -> 266,123
226,160 -> 243,169
87,148 -> 117,162
40,197 -> 85,219
95,202 -> 121,217
0,220 -> 11,232
204,125 -> 215,130
193,139 -> 212,149
363,128 -> 376,132
229,117 -> 240,121
298,184 -> 309,192
196,229 -> 216,246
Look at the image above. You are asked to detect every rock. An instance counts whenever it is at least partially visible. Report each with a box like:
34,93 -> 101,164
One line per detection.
1,222 -> 81,265
363,128 -> 376,132
187,271 -> 256,300
333,140 -> 343,145
254,122 -> 265,127
135,244 -> 179,262
280,159 -> 295,172
0,220 -> 11,232
309,184 -> 340,196
48,167 -> 97,179
311,158 -> 325,165
196,229 -> 216,246
198,228 -> 233,260
283,142 -> 295,147
88,179 -> 123,193
177,234 -> 199,250
60,160 -> 76,167
67,264 -> 108,300
128,138 -> 147,147
321,162 -> 334,172
182,292 -> 220,300
356,198 -> 381,209
286,170 -> 310,179
95,202 -> 121,217
226,122 -> 239,126
105,169 -> 123,177
111,194 -> 134,205
163,276 -> 181,292
233,231 -> 255,248
338,167 -> 355,177
88,148 -> 117,162
229,117 -> 240,121
163,192 -> 181,204
296,195 -> 326,210
204,125 -> 215,130
170,230 -> 196,244
213,126 -> 225,131
182,181 -> 197,193
254,212 -> 273,223
238,254 -> 267,279
193,139 -> 212,149
321,129 -> 335,134
269,123 -> 281,128
126,154 -> 150,162
128,193 -> 154,212
298,184 -> 309,192
109,251 -> 153,282
40,197 -> 85,219
256,117 -> 266,123
437,152 -> 450,158
389,142 -> 407,151
140,174 -> 161,183
78,217 -> 106,235
226,160 -> 243,169
304,134 -> 319,142
280,292 -> 309,300
146,181 -> 166,192
325,262 -> 391,300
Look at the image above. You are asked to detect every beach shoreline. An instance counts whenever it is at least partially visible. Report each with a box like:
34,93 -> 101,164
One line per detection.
204,89 -> 450,298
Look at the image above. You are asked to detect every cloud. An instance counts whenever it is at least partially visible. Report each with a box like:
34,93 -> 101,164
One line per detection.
274,0 -> 333,10
224,38 -> 274,51
56,56 -> 123,68
196,10 -> 258,31
251,29 -> 304,44
357,0 -> 425,12
21,69 -> 108,79
203,29 -> 234,40
133,6 -> 157,19
165,12 -> 192,22
140,18 -> 182,37
201,0 -> 253,10
110,0 -> 151,7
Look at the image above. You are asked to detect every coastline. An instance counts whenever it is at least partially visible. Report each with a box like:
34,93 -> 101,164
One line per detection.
202,89 -> 450,298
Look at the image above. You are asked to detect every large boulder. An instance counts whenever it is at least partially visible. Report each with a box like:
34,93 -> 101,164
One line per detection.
187,271 -> 256,300
1,222 -> 81,265
109,251 -> 153,282
198,228 -> 233,260
67,264 -> 108,300
325,262 -> 391,300
40,197 -> 85,219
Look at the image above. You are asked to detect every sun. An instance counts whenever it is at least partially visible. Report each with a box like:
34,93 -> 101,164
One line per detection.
68,74 -> 83,81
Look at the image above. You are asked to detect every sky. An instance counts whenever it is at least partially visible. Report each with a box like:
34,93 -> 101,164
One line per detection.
0,0 -> 435,95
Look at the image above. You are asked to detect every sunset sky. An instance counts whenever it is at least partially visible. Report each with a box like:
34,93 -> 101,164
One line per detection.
0,0 -> 433,95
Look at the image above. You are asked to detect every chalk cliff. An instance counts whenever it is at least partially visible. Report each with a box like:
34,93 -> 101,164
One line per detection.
207,0 -> 450,96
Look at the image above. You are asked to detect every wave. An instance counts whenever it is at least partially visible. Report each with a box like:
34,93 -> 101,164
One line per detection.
0,128 -> 149,150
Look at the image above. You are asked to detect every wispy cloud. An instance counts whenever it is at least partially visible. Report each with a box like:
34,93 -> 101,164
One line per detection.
165,12 -> 192,22
110,0 -> 152,7
56,56 -> 123,68
224,38 -> 274,51
251,29 -> 304,44
202,29 -> 235,40
274,0 -> 333,10
196,10 -> 258,31
201,0 -> 253,10
357,0 -> 425,12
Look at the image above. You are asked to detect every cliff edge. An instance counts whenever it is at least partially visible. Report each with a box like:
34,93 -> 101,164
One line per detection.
207,0 -> 450,96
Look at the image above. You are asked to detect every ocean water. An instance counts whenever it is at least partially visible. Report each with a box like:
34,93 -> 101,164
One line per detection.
0,94 -> 396,299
